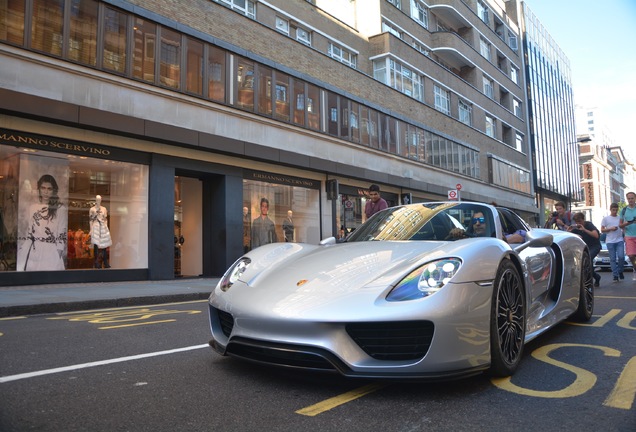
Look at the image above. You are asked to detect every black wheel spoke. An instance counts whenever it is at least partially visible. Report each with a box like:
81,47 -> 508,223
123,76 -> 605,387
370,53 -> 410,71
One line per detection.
496,269 -> 523,365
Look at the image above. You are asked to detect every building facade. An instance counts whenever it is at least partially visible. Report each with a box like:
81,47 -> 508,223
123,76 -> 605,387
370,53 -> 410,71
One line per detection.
0,0 -> 534,286
505,1 -> 577,225
574,135 -> 634,229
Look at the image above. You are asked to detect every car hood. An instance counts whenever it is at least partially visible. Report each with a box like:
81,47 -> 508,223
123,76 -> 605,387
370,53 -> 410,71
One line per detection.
213,239 -> 504,319
244,241 -> 448,290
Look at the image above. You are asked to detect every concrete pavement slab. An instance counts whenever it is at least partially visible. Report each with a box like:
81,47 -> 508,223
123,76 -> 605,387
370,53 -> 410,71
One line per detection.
0,278 -> 219,317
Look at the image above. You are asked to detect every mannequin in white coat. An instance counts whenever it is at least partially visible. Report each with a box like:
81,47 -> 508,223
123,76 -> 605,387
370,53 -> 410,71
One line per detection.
89,195 -> 112,268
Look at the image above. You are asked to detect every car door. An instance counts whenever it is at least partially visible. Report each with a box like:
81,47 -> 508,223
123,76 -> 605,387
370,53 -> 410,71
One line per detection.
498,209 -> 554,303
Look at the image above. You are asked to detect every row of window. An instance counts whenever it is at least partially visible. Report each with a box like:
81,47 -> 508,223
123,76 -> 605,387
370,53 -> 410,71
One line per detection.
375,5 -> 525,149
220,0 -> 358,69
222,0 -> 525,150
374,56 -> 524,151
0,0 -> 531,193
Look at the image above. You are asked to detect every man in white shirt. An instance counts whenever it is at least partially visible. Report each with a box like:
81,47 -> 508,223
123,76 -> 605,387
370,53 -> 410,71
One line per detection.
601,203 -> 624,282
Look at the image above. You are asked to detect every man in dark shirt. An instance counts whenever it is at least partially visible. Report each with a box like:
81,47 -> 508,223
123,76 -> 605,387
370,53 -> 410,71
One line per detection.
568,212 -> 601,287
251,198 -> 277,248
364,184 -> 388,219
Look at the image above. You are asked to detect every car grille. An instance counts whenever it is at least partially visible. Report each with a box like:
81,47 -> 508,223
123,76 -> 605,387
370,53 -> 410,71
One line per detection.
346,321 -> 435,361
227,338 -> 338,371
216,309 -> 234,337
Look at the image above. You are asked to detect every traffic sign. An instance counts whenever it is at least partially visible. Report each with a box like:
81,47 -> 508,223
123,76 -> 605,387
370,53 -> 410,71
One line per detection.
448,190 -> 457,200
456,183 -> 462,191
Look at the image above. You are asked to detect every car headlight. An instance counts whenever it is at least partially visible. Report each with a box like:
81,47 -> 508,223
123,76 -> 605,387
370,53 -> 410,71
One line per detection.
219,257 -> 251,291
386,258 -> 461,301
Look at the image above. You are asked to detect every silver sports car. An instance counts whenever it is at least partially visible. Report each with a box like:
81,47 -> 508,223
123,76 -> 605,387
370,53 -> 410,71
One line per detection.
208,202 -> 594,379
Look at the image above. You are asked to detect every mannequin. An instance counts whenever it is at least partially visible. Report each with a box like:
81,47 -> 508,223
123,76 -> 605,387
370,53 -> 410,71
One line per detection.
89,195 -> 112,268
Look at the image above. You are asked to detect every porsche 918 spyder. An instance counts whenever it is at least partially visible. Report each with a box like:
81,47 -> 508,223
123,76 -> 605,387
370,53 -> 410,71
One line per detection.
208,202 -> 594,379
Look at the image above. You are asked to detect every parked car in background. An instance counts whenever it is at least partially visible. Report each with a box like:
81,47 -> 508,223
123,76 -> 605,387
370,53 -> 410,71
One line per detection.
594,241 -> 632,271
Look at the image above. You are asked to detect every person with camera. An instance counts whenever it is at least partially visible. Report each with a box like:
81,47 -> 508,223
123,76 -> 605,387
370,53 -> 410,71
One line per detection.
545,201 -> 574,230
620,191 -> 636,281
568,212 -> 601,287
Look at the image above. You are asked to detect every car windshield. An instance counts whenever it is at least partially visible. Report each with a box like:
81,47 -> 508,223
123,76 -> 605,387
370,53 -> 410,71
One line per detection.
345,203 -> 495,242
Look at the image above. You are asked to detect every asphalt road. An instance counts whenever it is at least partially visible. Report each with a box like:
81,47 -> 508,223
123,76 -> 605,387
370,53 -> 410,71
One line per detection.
0,281 -> 634,432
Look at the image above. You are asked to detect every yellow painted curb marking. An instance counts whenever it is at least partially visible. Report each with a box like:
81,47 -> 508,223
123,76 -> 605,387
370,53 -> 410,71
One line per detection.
296,383 -> 389,416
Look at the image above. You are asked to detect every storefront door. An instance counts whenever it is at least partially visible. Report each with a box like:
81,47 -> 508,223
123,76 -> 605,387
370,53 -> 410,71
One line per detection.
174,176 -> 202,277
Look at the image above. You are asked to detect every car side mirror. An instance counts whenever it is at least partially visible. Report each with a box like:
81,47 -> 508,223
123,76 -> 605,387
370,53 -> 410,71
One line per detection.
513,230 -> 553,253
320,237 -> 336,245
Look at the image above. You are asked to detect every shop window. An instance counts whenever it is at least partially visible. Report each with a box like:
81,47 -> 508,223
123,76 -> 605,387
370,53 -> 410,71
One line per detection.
327,92 -> 339,137
159,27 -> 181,88
31,0 -> 64,56
242,176 -> 320,251
257,65 -> 273,116
274,71 -> 290,121
350,102 -> 360,143
185,37 -> 203,95
102,7 -> 128,74
69,0 -> 98,66
293,80 -> 306,126
133,18 -> 156,83
0,0 -> 26,45
306,84 -> 320,131
0,141 -> 149,272
236,57 -> 255,110
207,46 -> 226,102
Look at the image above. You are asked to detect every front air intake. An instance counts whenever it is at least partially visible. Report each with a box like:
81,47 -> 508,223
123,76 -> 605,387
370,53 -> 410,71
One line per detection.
346,321 -> 434,360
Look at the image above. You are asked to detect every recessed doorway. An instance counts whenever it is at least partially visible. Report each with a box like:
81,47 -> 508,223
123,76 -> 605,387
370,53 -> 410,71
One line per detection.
174,176 -> 202,277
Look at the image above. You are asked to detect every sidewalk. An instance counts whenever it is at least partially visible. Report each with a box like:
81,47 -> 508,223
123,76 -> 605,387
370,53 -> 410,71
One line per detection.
0,278 -> 219,317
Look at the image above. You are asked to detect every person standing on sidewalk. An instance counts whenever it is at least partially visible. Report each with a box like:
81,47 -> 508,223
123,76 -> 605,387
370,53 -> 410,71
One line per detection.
601,203 -> 624,282
568,212 -> 602,287
364,184 -> 388,219
620,191 -> 636,281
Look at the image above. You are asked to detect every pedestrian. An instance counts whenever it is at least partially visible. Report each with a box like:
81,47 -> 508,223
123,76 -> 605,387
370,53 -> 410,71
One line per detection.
364,184 -> 388,219
243,206 -> 251,253
568,212 -> 601,287
601,203 -> 624,282
251,197 -> 277,248
282,210 -> 294,242
620,191 -> 636,281
545,201 -> 574,231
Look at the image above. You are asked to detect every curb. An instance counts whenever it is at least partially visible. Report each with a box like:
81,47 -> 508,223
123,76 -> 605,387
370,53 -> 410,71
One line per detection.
0,292 -> 211,318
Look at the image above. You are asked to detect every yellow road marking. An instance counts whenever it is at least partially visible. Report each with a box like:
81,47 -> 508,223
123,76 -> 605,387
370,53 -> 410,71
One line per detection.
568,309 -> 622,327
0,316 -> 27,321
48,308 -> 201,324
98,319 -> 177,329
296,383 -> 389,416
492,343 -> 621,398
604,356 -> 636,410
51,299 -> 208,316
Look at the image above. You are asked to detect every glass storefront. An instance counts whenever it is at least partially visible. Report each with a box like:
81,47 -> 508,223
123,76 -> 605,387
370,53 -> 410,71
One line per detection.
242,170 -> 320,251
335,184 -> 397,239
0,138 -> 149,272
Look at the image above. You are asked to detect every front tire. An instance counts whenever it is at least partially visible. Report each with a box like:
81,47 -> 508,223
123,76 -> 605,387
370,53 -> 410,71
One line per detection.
489,259 -> 525,377
572,249 -> 594,322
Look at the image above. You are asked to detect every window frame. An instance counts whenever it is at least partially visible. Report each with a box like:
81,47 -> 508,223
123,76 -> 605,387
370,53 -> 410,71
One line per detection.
459,100 -> 472,126
485,115 -> 496,138
434,85 -> 451,115
275,16 -> 289,35
411,0 -> 428,28
296,28 -> 311,46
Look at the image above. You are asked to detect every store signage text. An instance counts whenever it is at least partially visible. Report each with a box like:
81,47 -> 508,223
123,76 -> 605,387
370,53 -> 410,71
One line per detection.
0,131 -> 111,157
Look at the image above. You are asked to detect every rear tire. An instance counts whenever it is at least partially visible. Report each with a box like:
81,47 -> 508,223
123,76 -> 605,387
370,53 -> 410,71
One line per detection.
489,259 -> 525,377
572,249 -> 594,322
